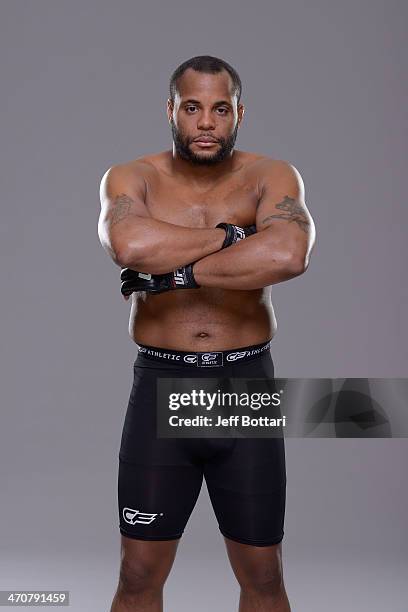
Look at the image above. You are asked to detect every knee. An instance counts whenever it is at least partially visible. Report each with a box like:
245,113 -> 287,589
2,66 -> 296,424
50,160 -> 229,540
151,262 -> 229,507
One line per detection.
239,562 -> 284,599
118,556 -> 164,598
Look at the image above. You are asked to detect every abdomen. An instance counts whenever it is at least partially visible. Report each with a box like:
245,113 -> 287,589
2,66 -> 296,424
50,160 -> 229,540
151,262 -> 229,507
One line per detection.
128,287 -> 277,351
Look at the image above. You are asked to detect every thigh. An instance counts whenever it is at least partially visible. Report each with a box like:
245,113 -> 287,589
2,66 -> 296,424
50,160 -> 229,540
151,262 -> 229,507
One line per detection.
205,437 -> 286,546
119,458 -> 203,540
205,352 -> 286,546
118,362 -> 204,540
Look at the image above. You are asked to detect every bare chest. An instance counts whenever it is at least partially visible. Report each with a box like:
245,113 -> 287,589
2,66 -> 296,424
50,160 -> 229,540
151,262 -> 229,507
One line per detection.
144,173 -> 260,228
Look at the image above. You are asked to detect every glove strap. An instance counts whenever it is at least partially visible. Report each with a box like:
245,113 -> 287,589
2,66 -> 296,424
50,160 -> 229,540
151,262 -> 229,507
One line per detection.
216,222 -> 246,248
172,264 -> 200,289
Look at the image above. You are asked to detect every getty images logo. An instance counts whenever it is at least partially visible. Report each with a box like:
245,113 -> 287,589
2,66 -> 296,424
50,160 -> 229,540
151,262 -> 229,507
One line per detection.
123,507 -> 161,526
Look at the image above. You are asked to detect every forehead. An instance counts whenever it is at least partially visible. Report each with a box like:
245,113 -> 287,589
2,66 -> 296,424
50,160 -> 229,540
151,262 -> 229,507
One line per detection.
175,68 -> 235,101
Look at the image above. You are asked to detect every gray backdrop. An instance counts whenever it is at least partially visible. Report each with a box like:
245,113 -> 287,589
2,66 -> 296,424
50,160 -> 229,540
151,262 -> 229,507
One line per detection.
1,0 -> 407,610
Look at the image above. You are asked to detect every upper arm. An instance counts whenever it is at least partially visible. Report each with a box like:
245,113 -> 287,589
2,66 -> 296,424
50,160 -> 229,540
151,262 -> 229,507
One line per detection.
255,159 -> 316,270
98,164 -> 149,265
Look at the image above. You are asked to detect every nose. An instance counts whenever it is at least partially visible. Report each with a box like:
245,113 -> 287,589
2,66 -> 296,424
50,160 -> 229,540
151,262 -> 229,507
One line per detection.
197,110 -> 216,131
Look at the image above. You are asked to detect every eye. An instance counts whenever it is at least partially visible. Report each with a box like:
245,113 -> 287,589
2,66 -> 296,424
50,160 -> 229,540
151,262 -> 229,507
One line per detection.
185,105 -> 197,113
216,107 -> 229,115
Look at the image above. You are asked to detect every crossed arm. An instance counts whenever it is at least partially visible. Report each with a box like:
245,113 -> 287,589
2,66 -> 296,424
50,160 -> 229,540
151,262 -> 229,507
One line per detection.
98,160 -> 316,291
193,161 -> 315,289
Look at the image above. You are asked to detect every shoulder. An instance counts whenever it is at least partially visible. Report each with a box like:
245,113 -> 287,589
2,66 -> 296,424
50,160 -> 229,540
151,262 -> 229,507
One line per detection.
113,153 -> 164,179
236,150 -> 300,178
100,151 -> 167,194
250,156 -> 305,195
250,155 -> 303,179
234,151 -> 304,196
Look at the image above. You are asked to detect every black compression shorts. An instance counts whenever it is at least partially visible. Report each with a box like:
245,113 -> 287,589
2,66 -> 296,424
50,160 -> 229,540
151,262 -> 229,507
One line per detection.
118,340 -> 286,547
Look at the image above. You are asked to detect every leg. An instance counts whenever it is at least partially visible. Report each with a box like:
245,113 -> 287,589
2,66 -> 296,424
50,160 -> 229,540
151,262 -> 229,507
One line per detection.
113,360 -> 205,609
110,534 -> 179,611
204,432 -> 288,610
224,537 -> 290,611
203,353 -> 289,609
113,458 -> 203,611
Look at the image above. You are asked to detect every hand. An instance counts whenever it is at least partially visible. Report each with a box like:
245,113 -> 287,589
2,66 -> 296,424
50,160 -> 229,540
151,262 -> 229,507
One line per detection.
120,264 -> 199,297
216,222 -> 257,248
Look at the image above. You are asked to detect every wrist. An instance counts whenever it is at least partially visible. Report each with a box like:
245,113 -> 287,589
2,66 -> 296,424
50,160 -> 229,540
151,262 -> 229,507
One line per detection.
191,260 -> 202,285
185,262 -> 200,288
215,222 -> 246,249
214,227 -> 227,250
172,263 -> 200,289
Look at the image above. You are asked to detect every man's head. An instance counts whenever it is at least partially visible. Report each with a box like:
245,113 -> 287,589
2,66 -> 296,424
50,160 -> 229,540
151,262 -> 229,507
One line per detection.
167,55 -> 244,166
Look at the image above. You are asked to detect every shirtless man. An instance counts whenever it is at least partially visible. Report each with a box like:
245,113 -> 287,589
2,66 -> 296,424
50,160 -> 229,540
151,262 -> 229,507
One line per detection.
98,55 -> 315,612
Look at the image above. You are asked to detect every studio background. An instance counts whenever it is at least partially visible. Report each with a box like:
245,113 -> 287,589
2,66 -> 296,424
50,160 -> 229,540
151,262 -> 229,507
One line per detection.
1,0 -> 407,610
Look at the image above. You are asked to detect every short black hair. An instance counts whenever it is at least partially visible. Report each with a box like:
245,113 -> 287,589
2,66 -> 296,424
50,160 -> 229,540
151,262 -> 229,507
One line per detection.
169,55 -> 242,105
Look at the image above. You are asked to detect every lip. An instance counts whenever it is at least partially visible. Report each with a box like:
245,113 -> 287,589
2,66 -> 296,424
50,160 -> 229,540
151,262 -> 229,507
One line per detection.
194,137 -> 218,143
194,141 -> 217,147
194,138 -> 218,148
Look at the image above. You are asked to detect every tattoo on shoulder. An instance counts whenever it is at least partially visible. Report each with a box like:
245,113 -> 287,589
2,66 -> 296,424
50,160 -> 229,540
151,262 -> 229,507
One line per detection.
261,196 -> 309,233
109,193 -> 134,227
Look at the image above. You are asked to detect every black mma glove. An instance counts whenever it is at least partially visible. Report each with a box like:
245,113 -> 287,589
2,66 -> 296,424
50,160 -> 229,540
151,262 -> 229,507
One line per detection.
120,264 -> 200,296
216,222 -> 257,249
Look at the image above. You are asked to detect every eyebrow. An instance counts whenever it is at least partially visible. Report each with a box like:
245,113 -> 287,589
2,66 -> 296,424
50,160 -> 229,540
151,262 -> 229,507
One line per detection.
183,98 -> 233,107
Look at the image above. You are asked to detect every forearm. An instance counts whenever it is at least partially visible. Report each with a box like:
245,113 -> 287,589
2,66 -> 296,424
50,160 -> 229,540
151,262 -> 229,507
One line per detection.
193,234 -> 303,290
121,217 -> 225,274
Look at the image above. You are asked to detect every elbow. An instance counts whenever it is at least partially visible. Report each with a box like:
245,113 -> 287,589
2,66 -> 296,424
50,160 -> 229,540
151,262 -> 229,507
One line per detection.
289,240 -> 315,276
115,248 -> 132,269
286,254 -> 309,277
275,251 -> 308,279
98,238 -> 132,270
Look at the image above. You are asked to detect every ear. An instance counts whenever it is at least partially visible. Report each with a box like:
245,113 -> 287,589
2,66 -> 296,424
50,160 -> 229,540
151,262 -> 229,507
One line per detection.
166,98 -> 173,124
237,103 -> 245,127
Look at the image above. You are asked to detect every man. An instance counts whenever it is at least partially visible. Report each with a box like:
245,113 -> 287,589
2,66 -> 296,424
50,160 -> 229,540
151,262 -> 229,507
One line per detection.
98,55 -> 315,612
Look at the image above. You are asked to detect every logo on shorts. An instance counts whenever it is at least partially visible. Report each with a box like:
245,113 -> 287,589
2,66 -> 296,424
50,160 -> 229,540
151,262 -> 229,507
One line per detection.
226,343 -> 271,362
123,507 -> 160,525
226,351 -> 247,362
137,346 -> 147,353
201,353 -> 217,362
198,351 -> 223,367
184,354 -> 197,364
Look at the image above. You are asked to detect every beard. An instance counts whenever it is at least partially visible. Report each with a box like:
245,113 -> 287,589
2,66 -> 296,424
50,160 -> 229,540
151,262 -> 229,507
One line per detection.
170,120 -> 239,166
